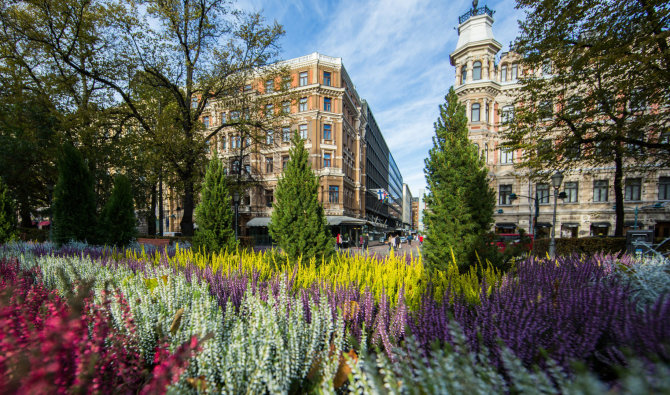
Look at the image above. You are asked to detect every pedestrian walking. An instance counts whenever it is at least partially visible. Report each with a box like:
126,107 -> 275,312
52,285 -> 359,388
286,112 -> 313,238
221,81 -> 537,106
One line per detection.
408,234 -> 412,246
388,235 -> 394,252
419,235 -> 424,246
395,234 -> 400,250
359,235 -> 364,249
363,235 -> 368,250
337,233 -> 342,249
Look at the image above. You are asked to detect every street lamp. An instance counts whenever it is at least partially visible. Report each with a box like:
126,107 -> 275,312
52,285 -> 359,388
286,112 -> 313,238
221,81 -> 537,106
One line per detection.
232,191 -> 240,240
549,171 -> 564,259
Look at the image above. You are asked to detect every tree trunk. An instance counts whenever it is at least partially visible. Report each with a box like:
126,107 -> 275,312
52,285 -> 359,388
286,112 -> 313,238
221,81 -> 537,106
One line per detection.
181,180 -> 195,236
148,183 -> 157,236
19,203 -> 32,227
613,150 -> 625,236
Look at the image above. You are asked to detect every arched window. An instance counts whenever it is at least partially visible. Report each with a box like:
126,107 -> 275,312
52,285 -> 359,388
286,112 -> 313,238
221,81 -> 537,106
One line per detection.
473,61 -> 482,80
460,65 -> 467,84
471,103 -> 481,122
484,143 -> 489,162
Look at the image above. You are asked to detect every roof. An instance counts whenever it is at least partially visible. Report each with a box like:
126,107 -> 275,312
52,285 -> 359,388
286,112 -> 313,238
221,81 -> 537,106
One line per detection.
246,217 -> 271,227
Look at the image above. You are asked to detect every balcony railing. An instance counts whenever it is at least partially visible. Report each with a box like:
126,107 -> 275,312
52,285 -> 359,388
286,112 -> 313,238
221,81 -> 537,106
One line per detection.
459,6 -> 495,24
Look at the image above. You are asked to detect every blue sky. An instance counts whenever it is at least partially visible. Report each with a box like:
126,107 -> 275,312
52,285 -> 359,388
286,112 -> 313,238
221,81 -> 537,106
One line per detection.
239,0 -> 524,196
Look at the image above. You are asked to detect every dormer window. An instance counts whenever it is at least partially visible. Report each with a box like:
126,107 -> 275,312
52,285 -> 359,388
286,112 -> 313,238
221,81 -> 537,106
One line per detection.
473,61 -> 482,80
460,65 -> 467,84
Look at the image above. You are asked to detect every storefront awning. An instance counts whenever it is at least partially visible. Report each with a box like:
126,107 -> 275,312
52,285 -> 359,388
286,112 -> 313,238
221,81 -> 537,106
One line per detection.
536,222 -> 552,228
327,216 -> 366,226
561,223 -> 579,228
495,222 -> 517,229
591,222 -> 610,227
246,217 -> 272,227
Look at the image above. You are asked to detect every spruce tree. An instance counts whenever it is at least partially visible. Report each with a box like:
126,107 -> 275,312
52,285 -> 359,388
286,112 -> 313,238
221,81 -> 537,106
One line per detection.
0,178 -> 17,243
51,143 -> 97,245
269,132 -> 333,263
193,156 -> 236,253
99,174 -> 137,247
423,87 -> 495,272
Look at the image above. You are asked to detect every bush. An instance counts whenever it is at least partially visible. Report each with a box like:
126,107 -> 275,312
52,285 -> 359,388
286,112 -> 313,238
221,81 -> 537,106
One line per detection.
533,237 -> 626,256
99,174 -> 137,247
16,227 -> 49,242
0,178 -> 16,243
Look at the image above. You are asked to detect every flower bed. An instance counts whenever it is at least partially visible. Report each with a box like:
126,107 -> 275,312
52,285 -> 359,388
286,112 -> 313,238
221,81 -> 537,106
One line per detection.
1,242 -> 669,393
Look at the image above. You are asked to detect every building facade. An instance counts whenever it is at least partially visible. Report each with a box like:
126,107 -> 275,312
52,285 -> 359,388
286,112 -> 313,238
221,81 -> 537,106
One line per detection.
450,6 -> 670,239
180,52 -> 408,244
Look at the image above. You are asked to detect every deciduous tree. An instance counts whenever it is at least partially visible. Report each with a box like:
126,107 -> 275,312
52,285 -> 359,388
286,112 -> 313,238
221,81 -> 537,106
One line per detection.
506,0 -> 670,236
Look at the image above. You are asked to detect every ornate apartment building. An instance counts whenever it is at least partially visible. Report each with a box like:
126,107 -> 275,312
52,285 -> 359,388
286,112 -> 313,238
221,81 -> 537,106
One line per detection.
451,6 -> 670,239
165,52 -> 405,243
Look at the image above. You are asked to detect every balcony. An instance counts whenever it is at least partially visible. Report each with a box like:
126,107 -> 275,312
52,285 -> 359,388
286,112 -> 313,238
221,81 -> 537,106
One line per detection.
459,6 -> 495,24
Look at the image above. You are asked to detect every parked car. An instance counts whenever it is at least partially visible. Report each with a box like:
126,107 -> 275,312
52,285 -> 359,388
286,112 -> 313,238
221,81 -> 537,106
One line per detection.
493,233 -> 534,253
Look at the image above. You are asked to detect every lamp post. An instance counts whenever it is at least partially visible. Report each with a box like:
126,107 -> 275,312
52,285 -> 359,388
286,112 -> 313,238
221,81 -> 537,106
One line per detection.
549,171 -> 564,259
232,191 -> 240,241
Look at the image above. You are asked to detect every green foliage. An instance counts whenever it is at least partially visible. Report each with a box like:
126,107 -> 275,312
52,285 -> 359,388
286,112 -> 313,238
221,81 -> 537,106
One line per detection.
533,237 -> 626,257
423,87 -> 495,272
0,178 -> 17,243
193,156 -> 236,253
269,132 -> 333,263
51,143 -> 97,245
99,174 -> 136,247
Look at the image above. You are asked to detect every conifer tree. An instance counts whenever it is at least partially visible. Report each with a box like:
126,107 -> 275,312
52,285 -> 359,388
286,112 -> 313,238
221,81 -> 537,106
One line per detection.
99,174 -> 136,247
0,178 -> 17,243
269,132 -> 333,263
193,156 -> 236,253
51,143 -> 97,245
423,87 -> 495,271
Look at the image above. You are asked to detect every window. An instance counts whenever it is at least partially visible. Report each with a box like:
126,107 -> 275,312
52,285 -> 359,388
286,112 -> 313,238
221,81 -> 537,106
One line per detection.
266,130 -> 274,145
484,143 -> 489,163
265,104 -> 273,118
539,100 -> 553,120
471,103 -> 481,122
501,65 -> 507,82
625,178 -> 642,201
593,180 -> 609,202
282,155 -> 289,170
537,183 -> 550,204
472,61 -> 482,80
231,111 -> 240,120
485,103 -> 489,123
501,106 -> 514,124
499,184 -> 513,205
324,97 -> 332,112
191,97 -> 198,109
299,124 -> 308,139
299,97 -> 307,112
323,71 -> 331,86
220,112 -> 226,124
203,116 -> 210,128
537,139 -> 552,156
566,144 -> 581,159
565,181 -> 578,203
511,64 -> 518,80
659,177 -> 670,200
265,79 -> 274,93
265,189 -> 273,207
221,136 -> 226,150
460,65 -> 467,84
232,159 -> 240,173
542,61 -> 552,75
323,124 -> 332,140
282,127 -> 291,142
282,76 -> 291,90
500,147 -> 514,164
265,157 -> 273,173
299,71 -> 308,86
629,89 -> 646,111
232,136 -> 240,149
244,164 -> 251,174
323,153 -> 331,167
329,186 -> 339,203
244,84 -> 252,92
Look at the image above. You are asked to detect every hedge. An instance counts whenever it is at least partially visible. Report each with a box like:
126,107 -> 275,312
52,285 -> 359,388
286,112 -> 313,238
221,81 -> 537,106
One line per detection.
532,237 -> 626,257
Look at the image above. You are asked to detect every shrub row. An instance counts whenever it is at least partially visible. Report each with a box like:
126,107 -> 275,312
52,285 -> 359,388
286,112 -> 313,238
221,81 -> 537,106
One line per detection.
533,237 -> 626,256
